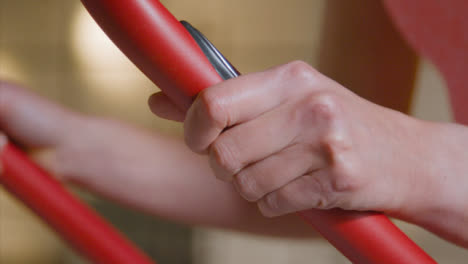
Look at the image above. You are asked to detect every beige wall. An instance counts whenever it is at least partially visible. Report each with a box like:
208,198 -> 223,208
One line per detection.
1,0 -> 466,263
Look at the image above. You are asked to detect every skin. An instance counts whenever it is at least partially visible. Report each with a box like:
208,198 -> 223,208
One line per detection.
0,81 -> 312,238
150,61 -> 468,247
1,0 -> 467,249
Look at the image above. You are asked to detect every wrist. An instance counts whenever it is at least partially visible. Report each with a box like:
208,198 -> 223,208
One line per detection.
396,121 -> 468,245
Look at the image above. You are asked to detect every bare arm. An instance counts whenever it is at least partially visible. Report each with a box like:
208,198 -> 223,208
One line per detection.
60,117 -> 317,237
0,82 -> 312,237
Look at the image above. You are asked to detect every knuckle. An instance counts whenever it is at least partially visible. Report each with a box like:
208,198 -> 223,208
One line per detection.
235,171 -> 260,201
282,60 -> 318,83
320,133 -> 351,160
329,160 -> 361,193
293,93 -> 342,134
210,139 -> 241,176
303,93 -> 340,124
198,89 -> 229,128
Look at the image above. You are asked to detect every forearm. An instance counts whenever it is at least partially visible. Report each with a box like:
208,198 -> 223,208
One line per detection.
57,116 -> 314,237
395,121 -> 468,247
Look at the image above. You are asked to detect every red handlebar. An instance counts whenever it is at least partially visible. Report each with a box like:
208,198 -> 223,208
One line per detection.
80,0 -> 436,263
81,0 -> 222,111
0,144 -> 155,264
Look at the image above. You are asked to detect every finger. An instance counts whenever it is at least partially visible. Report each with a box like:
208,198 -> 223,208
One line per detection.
0,81 -> 77,147
208,101 -> 302,181
233,143 -> 326,202
184,61 -> 318,152
148,92 -> 186,122
258,171 -> 342,217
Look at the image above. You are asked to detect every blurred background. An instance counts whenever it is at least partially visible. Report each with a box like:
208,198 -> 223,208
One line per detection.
0,0 -> 467,263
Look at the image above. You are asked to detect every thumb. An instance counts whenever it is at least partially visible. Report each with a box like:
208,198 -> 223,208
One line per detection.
148,92 -> 186,122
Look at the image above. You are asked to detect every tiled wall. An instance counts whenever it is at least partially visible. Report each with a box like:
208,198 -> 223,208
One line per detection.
1,0 -> 467,264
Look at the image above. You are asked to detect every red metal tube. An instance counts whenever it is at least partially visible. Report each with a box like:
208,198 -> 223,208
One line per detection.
0,143 -> 155,264
299,210 -> 435,263
80,0 -> 436,263
80,0 -> 222,111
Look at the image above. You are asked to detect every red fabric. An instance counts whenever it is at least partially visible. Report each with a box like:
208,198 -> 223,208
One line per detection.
383,0 -> 468,124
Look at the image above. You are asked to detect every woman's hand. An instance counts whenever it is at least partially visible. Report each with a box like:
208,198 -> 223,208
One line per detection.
150,61 -> 421,215
149,61 -> 468,246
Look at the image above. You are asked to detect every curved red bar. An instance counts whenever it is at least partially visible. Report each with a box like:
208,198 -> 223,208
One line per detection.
0,144 -> 155,264
80,0 -> 436,263
80,0 -> 222,111
299,209 -> 435,263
